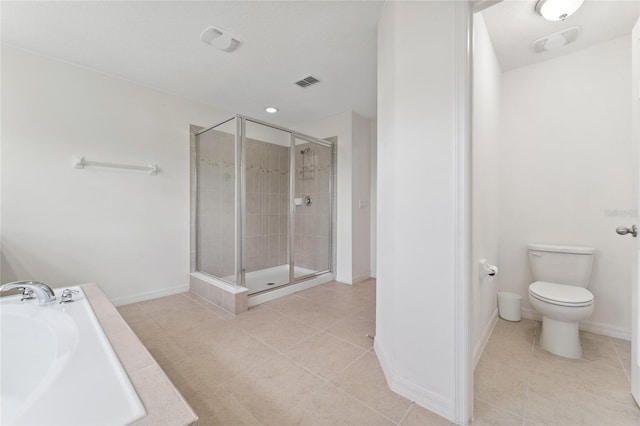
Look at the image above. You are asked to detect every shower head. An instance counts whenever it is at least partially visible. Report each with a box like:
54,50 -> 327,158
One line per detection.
300,147 -> 312,155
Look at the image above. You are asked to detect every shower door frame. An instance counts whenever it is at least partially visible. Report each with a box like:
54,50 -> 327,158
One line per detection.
194,114 -> 335,293
193,116 -> 242,286
239,115 -> 335,292
288,132 -> 335,285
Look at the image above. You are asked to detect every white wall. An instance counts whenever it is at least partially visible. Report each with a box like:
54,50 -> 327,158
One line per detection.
294,111 -> 372,284
376,1 -> 470,422
370,119 -> 377,278
351,113 -> 372,282
1,46 -> 231,304
498,36 -> 633,339
471,12 -> 502,365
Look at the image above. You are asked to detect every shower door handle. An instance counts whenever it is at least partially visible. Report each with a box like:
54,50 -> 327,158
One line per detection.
616,225 -> 638,237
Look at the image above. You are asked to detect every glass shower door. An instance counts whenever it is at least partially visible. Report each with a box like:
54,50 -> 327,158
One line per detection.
242,119 -> 292,294
195,117 -> 239,284
292,136 -> 333,280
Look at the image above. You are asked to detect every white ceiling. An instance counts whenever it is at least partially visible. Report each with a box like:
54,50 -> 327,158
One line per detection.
482,0 -> 640,71
1,1 -> 383,128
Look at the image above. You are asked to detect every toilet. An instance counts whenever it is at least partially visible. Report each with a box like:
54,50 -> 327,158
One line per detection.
527,243 -> 595,359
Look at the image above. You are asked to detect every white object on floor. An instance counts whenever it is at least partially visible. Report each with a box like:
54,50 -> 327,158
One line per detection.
527,243 -> 595,358
497,291 -> 522,322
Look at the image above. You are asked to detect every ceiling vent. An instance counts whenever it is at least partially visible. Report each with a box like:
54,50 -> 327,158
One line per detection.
200,26 -> 242,53
531,26 -> 581,53
295,75 -> 320,88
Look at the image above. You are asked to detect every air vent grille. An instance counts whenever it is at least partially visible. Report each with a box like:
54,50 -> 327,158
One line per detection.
295,75 -> 320,88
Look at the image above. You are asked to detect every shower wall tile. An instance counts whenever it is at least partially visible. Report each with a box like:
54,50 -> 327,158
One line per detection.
195,130 -> 236,279
244,138 -> 290,273
197,131 -> 309,279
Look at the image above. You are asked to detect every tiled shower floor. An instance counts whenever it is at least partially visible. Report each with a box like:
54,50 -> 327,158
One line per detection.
118,282 -> 638,425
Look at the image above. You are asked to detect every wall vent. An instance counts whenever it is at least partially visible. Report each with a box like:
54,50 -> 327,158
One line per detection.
295,75 -> 320,88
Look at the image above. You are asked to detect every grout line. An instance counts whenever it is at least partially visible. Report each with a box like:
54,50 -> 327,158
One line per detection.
474,396 -> 524,420
521,370 -> 532,426
609,336 -> 631,384
179,291 -> 229,318
397,402 -> 414,425
331,384 -> 400,425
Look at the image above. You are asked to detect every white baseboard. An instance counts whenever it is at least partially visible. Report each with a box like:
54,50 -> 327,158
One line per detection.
521,307 -> 631,341
352,274 -> 372,284
336,274 -> 352,284
375,338 -> 455,423
473,308 -> 498,370
111,284 -> 190,307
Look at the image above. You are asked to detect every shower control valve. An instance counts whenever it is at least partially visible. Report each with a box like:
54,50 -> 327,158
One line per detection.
304,196 -> 312,206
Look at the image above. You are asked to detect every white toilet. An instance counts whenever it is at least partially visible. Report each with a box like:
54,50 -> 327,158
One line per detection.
527,243 -> 595,359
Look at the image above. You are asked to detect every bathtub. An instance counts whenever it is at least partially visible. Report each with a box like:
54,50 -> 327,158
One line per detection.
1,286 -> 145,425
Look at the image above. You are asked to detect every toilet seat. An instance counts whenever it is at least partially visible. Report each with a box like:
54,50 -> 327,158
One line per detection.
529,281 -> 593,307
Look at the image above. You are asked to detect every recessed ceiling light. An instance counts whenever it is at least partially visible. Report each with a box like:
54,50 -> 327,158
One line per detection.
535,0 -> 584,21
265,107 -> 279,114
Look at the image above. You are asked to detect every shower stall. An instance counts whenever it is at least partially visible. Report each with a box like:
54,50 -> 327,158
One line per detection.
191,115 -> 335,302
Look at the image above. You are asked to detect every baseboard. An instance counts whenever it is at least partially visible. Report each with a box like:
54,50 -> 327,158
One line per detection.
352,274 -> 371,284
521,307 -> 631,341
473,308 -> 498,370
375,338 -> 456,423
111,284 -> 190,307
336,274 -> 352,284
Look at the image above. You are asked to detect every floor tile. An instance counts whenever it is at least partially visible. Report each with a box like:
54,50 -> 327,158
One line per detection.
524,383 -> 640,425
332,352 -> 412,422
241,310 -> 321,352
472,400 -> 523,426
118,280 -> 640,426
284,331 -> 366,380
223,354 -> 327,425
326,314 -> 376,350
188,386 -> 261,426
289,382 -> 395,426
399,403 -> 454,425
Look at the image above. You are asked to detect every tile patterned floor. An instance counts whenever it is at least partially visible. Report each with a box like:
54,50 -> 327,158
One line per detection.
119,281 -> 638,425
475,318 -> 638,426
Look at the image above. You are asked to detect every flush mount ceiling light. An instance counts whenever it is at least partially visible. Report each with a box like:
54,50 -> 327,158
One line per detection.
200,26 -> 242,53
535,0 -> 584,21
265,107 -> 279,114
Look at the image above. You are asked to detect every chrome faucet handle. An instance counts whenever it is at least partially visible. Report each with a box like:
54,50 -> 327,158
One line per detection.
59,288 -> 79,304
20,288 -> 35,301
0,281 -> 56,304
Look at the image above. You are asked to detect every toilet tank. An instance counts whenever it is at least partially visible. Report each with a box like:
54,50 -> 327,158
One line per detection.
527,243 -> 595,287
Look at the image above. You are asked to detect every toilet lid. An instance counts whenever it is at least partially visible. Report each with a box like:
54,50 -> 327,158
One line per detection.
529,281 -> 593,307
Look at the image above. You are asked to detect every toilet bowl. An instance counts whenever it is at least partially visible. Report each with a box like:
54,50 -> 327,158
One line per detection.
527,244 -> 595,359
528,281 -> 593,358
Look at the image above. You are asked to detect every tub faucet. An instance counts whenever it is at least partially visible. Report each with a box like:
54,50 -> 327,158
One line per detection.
0,281 -> 56,304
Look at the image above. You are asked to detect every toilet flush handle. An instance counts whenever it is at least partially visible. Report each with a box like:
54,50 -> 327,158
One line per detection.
616,225 -> 637,237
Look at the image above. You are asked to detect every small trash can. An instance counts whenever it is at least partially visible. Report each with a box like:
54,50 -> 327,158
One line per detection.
498,292 -> 522,322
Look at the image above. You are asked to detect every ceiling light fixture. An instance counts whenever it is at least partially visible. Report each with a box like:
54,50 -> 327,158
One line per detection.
200,26 -> 243,53
535,0 -> 584,21
265,107 -> 278,114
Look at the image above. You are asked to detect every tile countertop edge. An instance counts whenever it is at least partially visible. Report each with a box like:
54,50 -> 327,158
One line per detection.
81,283 -> 198,426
